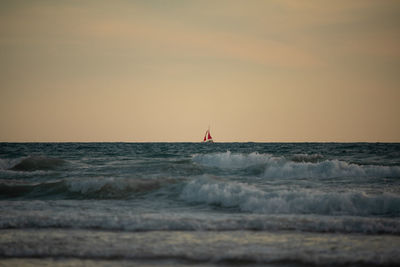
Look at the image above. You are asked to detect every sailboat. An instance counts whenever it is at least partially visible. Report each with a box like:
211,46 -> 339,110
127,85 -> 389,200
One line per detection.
203,128 -> 214,143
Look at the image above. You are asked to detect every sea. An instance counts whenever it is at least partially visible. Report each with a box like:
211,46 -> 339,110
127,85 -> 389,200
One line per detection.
0,142 -> 400,266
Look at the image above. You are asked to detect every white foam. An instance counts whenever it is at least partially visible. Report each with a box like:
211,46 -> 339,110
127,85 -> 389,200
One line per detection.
1,201 -> 399,234
264,158 -> 400,178
180,177 -> 400,216
1,228 -> 399,265
291,153 -> 324,163
192,151 -> 400,178
192,151 -> 274,169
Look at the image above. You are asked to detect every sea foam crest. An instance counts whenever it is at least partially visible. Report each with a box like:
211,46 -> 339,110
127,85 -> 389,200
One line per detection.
263,158 -> 400,178
1,199 -> 400,234
180,177 -> 400,216
192,151 -> 400,178
192,151 -> 274,169
291,153 -> 324,163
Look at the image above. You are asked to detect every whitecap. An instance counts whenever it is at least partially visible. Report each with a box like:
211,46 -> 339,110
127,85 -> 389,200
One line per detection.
180,176 -> 400,216
192,151 -> 400,178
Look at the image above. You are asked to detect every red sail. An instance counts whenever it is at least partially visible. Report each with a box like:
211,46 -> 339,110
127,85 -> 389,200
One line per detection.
203,128 -> 213,142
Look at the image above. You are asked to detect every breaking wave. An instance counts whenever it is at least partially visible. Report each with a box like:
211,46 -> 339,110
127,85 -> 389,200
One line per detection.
0,177 -> 176,199
180,177 -> 400,216
1,208 -> 399,234
290,153 -> 324,163
7,156 -> 66,172
192,151 -> 400,178
192,151 -> 272,169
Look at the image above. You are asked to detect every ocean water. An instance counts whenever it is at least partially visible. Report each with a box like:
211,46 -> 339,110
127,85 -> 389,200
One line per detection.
0,142 -> 400,266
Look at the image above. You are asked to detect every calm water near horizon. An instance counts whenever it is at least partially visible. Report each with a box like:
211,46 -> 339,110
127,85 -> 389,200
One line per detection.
1,142 -> 400,266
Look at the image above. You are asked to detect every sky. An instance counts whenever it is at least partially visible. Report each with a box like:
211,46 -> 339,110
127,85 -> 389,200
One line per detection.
1,0 -> 399,142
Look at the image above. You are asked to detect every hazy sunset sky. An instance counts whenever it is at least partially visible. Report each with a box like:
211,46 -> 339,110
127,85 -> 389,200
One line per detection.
1,0 -> 399,142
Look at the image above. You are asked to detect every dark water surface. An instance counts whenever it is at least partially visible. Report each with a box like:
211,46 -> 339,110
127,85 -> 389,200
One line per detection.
1,142 -> 400,266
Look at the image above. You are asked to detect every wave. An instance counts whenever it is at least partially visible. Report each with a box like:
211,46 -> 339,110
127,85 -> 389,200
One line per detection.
66,177 -> 178,199
2,174 -> 400,216
192,151 -> 273,169
290,153 -> 324,163
180,177 -> 400,216
1,228 -> 399,266
0,177 -> 177,199
1,203 -> 399,234
6,156 -> 66,172
192,151 -> 400,178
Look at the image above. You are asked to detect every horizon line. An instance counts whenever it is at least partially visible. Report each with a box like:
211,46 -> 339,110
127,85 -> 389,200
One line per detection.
1,141 -> 399,144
